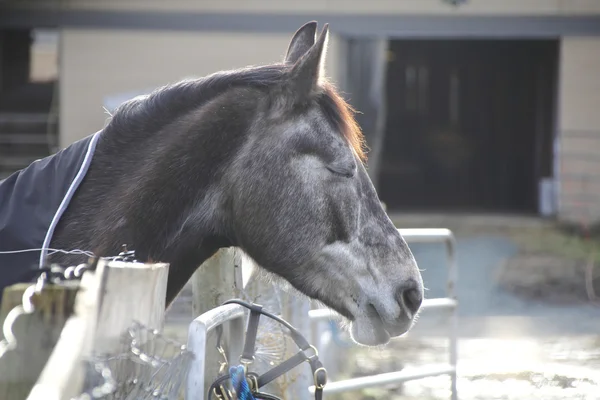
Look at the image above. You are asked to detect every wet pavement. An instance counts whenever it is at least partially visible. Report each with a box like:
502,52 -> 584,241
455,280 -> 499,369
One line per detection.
326,234 -> 600,399
342,334 -> 600,400
409,235 -> 600,336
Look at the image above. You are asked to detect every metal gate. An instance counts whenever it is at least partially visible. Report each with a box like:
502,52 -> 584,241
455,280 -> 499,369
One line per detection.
185,228 -> 458,400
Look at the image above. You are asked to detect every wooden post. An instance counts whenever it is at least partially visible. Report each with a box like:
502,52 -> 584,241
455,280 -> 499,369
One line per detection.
191,248 -> 246,393
28,259 -> 170,400
0,258 -> 170,400
28,260 -> 106,400
93,259 -> 169,355
0,282 -> 80,400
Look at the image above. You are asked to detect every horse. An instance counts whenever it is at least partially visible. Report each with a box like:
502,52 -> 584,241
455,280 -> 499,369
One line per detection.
0,21 -> 423,346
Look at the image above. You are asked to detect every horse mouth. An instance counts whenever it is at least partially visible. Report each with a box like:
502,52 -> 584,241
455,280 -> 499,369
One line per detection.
349,304 -> 412,346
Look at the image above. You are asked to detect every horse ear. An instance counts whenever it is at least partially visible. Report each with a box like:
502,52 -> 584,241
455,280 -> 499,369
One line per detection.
288,23 -> 329,97
285,21 -> 317,64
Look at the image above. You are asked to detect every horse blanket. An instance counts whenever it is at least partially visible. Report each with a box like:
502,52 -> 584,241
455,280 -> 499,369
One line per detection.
0,130 -> 101,295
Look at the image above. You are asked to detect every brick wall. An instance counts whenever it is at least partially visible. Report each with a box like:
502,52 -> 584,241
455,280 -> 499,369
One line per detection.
558,37 -> 600,224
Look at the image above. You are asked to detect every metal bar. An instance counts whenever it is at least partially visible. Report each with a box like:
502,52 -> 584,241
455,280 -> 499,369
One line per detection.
309,298 -> 457,322
398,228 -> 454,243
444,232 -> 459,400
308,364 -> 456,394
185,304 -> 247,400
401,226 -> 459,399
399,228 -> 459,399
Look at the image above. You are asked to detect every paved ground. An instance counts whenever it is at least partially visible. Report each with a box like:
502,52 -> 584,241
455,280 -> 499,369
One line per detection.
409,234 -> 600,338
333,234 -> 600,400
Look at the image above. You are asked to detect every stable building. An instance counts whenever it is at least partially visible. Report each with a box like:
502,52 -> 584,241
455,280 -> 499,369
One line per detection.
1,0 -> 599,224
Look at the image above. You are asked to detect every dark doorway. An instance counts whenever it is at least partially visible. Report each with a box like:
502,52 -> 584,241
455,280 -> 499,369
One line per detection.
0,29 -> 59,179
378,39 -> 558,213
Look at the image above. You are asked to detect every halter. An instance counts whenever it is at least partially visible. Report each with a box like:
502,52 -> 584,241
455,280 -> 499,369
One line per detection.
208,299 -> 327,400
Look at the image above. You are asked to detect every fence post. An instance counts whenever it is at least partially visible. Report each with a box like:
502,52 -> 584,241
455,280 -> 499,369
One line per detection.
93,259 -> 169,355
28,259 -> 170,400
0,281 -> 80,400
28,260 -> 105,400
191,248 -> 244,393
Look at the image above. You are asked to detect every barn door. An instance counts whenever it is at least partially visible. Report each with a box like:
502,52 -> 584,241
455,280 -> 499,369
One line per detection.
380,41 -> 475,210
378,40 -> 557,213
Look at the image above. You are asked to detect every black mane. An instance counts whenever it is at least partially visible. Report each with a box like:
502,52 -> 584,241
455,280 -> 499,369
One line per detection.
106,62 -> 366,161
108,64 -> 288,136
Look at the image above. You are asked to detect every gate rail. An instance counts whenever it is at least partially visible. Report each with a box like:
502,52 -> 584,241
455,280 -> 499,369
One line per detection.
186,304 -> 247,400
307,228 -> 458,399
185,228 -> 458,400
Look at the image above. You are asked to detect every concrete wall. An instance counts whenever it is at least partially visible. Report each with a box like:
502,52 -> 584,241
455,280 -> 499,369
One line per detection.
557,37 -> 600,224
59,29 -> 341,146
22,0 -> 600,15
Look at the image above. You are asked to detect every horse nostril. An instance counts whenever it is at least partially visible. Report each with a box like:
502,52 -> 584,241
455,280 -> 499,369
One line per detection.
396,282 -> 423,318
402,288 -> 423,316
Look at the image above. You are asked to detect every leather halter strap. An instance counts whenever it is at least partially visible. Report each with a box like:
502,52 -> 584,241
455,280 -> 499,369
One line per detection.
208,299 -> 327,400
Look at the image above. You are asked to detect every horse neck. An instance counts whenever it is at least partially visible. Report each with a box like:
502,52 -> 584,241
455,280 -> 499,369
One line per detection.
91,107 -> 248,259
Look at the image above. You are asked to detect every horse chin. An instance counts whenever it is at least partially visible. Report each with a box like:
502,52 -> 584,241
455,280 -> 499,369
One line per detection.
349,313 -> 391,347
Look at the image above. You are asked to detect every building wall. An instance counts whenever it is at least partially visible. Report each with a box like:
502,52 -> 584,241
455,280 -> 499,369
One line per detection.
53,1 -> 600,220
59,29 -> 341,146
21,0 -> 600,15
558,37 -> 600,224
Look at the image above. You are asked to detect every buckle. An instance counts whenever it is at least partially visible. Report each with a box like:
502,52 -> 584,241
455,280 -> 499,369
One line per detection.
217,346 -> 229,375
303,345 -> 319,362
212,386 -> 233,400
247,373 -> 259,392
313,367 -> 327,390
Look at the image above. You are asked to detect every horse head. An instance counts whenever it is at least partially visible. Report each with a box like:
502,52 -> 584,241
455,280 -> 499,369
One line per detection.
50,21 -> 424,347
222,22 -> 424,346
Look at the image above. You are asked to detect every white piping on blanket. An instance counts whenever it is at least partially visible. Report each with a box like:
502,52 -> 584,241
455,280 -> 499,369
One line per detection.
39,130 -> 103,268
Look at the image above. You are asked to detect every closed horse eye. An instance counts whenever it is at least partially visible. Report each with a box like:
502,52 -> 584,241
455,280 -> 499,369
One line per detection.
326,165 -> 355,178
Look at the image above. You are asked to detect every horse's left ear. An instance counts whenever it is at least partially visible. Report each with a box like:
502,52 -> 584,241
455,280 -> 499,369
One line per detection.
288,23 -> 329,98
285,21 -> 317,64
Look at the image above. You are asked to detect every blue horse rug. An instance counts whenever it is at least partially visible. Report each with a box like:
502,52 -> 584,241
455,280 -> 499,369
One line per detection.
0,130 -> 102,295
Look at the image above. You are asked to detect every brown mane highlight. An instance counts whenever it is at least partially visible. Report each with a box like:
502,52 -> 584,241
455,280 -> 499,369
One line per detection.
320,82 -> 368,163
